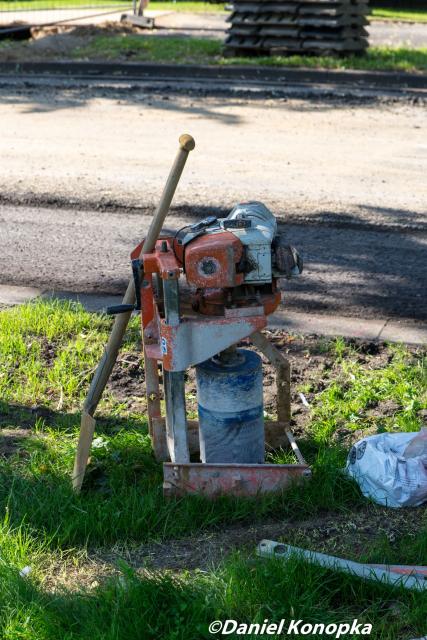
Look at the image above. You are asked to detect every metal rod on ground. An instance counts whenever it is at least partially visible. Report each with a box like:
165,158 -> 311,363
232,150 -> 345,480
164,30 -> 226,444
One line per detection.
257,540 -> 427,592
72,133 -> 196,492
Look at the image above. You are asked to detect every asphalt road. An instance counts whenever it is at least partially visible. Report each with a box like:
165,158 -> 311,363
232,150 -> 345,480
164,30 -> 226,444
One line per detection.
0,82 -> 425,322
0,203 -> 426,321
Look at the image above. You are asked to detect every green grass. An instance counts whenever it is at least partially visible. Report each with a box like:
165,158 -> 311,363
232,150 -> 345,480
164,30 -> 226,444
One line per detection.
0,0 -> 227,11
0,301 -> 366,550
0,298 -> 111,407
72,35 -> 427,72
0,300 -> 426,638
1,525 -> 426,640
1,26 -> 426,72
0,300 -> 425,549
371,8 -> 427,23
224,46 -> 427,73
74,34 -> 221,64
308,337 -> 427,444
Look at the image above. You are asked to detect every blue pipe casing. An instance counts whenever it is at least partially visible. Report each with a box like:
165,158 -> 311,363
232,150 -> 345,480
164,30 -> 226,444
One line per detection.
195,349 -> 264,464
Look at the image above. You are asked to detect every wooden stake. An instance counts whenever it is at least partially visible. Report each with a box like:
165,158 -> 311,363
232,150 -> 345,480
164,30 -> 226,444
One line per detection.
72,134 -> 195,491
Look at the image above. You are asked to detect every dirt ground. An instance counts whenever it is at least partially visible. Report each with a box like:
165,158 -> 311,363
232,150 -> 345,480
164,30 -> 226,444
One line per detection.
0,333 -> 409,444
0,15 -> 426,604
106,332 -> 417,445
0,23 -> 141,61
0,82 -> 425,227
50,331 -> 427,588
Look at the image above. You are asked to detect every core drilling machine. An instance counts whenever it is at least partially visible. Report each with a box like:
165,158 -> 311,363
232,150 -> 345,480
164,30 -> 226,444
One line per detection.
109,201 -> 309,496
73,135 -> 310,497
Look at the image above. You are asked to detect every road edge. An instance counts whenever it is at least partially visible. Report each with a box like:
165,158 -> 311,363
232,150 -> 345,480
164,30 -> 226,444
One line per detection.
1,286 -> 426,345
0,60 -> 426,91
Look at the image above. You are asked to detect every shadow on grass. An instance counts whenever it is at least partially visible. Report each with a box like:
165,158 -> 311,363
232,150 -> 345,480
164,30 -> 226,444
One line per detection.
1,546 -> 427,640
0,401 -> 364,549
0,544 -> 427,640
0,399 -> 146,434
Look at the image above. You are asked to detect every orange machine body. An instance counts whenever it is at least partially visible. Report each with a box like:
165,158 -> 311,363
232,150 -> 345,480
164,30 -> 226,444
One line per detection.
177,231 -> 245,289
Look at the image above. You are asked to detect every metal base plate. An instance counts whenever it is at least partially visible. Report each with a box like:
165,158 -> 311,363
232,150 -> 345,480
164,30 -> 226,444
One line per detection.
163,462 -> 311,498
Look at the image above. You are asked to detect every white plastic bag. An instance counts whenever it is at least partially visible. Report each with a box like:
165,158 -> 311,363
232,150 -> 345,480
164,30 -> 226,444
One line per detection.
403,427 -> 427,467
345,431 -> 427,508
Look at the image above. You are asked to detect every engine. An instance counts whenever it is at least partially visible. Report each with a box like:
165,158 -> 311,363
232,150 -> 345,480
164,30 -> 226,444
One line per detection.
172,202 -> 302,315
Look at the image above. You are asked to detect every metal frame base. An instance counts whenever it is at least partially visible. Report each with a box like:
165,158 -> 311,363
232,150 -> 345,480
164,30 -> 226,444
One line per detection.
144,329 -> 310,499
164,463 -> 311,498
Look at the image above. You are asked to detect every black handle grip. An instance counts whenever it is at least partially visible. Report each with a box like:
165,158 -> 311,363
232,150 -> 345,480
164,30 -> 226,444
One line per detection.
106,304 -> 135,315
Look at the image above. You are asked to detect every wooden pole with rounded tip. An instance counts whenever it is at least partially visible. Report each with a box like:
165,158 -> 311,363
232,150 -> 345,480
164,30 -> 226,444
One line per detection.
72,134 -> 195,492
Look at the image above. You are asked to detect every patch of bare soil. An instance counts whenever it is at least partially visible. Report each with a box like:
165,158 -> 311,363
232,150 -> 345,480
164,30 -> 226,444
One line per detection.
107,333 -> 416,442
107,352 -> 146,411
0,23 -> 139,62
0,427 -> 31,458
39,336 -> 59,367
45,504 -> 427,591
9,332 -> 423,591
366,398 -> 402,418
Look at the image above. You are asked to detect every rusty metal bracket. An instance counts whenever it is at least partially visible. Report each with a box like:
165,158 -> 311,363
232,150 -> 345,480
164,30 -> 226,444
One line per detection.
161,314 -> 267,372
138,248 -> 309,498
251,331 -> 306,466
251,330 -> 291,425
164,463 -> 311,498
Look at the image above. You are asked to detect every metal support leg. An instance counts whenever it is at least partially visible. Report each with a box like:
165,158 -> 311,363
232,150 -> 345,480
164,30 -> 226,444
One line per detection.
276,363 -> 291,427
164,370 -> 190,463
144,352 -> 161,437
163,279 -> 189,463
251,330 -> 306,465
251,331 -> 291,428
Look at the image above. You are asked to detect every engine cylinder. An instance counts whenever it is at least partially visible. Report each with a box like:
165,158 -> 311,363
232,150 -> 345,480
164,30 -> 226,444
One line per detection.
195,349 -> 264,464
